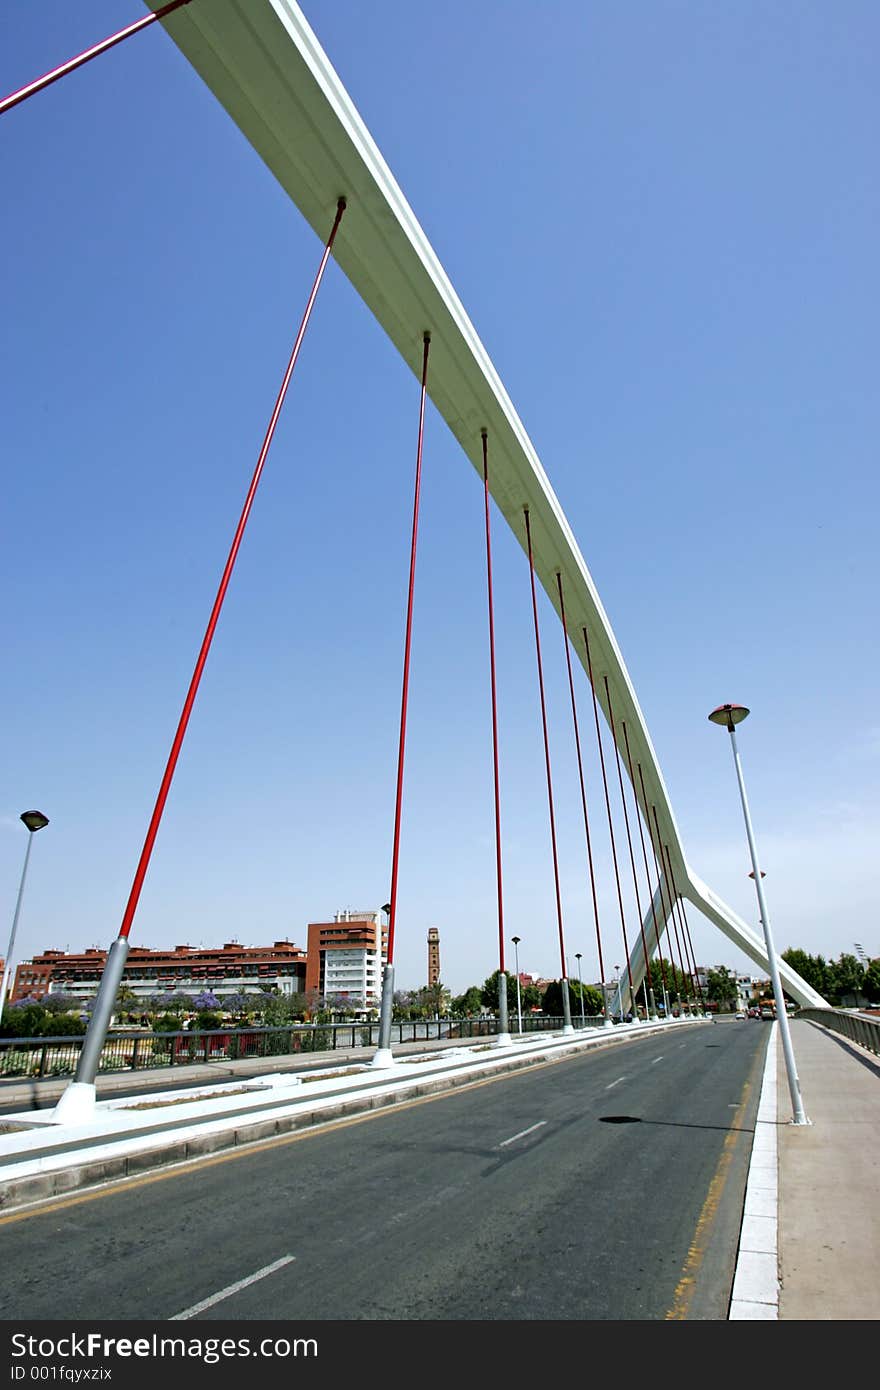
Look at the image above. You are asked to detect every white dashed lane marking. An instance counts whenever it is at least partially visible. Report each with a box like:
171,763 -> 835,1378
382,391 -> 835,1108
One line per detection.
170,1256 -> 295,1320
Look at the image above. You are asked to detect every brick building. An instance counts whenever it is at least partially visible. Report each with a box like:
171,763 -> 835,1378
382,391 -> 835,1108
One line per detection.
11,940 -> 307,1004
305,909 -> 388,1008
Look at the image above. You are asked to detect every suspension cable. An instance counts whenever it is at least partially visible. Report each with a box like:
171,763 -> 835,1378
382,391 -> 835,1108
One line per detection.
635,761 -> 671,1008
666,849 -> 706,1011
662,842 -> 699,1010
481,433 -> 505,975
524,510 -> 568,980
117,199 -> 346,943
602,682 -> 654,1020
1,0 -> 195,117
556,575 -> 605,1001
649,804 -> 689,1006
581,628 -> 631,1015
621,728 -> 658,1009
386,332 -> 432,965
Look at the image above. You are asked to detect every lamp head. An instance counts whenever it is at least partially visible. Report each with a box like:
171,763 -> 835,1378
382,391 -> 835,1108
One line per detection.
20,810 -> 49,833
708,703 -> 750,731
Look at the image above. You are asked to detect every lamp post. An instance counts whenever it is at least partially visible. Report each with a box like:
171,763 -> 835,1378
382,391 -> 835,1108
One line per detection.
708,703 -> 808,1125
574,952 -> 586,1027
511,935 -> 523,1035
614,964 -> 621,1022
1,811 -> 49,1013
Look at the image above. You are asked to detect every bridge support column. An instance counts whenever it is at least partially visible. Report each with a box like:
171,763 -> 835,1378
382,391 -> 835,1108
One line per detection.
52,935 -> 130,1124
495,971 -> 512,1047
372,963 -> 396,1069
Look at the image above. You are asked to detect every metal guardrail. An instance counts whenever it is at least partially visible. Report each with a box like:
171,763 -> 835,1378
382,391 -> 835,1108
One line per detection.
798,1007 -> 880,1059
0,1014 -> 606,1080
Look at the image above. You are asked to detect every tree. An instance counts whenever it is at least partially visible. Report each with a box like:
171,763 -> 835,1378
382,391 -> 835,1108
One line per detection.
480,970 -> 521,1014
191,991 -> 221,1013
409,982 -> 450,1018
392,990 -> 417,1020
781,948 -> 829,998
451,986 -> 483,1017
863,959 -> 880,1004
706,966 -> 738,1011
327,994 -> 364,1017
826,953 -> 866,1006
41,993 -> 81,1015
541,978 -> 604,1017
260,993 -> 300,1027
149,991 -> 191,1016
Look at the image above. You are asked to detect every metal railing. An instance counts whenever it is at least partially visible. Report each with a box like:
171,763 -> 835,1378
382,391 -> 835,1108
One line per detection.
798,1007 -> 880,1059
0,1013 -> 606,1080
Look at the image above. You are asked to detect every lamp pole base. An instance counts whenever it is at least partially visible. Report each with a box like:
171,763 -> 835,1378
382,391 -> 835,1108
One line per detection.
370,1047 -> 396,1070
51,1081 -> 97,1126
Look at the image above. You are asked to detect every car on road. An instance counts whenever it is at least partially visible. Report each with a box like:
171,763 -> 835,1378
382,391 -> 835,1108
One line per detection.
760,1007 -> 774,1019
735,1011 -> 746,1020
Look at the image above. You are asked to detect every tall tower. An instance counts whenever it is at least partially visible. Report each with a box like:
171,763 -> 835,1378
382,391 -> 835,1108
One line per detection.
427,927 -> 440,987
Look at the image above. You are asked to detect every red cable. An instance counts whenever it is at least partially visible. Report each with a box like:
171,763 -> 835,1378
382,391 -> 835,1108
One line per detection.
556,576 -> 605,991
665,849 -> 705,1009
524,510 -> 567,978
620,726 -> 657,1001
481,433 -> 505,974
636,762 -> 671,1001
386,334 -> 431,963
582,628 -> 630,1010
601,677 -> 640,1014
118,199 -> 346,940
662,841 -> 697,1007
603,685 -> 654,1016
650,804 -> 689,1003
1,0 -> 194,117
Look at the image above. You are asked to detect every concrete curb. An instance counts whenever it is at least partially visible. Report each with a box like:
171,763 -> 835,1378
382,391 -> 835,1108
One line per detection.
728,1022 -> 779,1320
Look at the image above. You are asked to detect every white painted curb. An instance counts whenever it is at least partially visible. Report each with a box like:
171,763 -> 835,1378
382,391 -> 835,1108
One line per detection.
729,1023 -> 779,1319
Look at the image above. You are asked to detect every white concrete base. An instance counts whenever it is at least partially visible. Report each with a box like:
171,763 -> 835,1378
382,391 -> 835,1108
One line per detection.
561,1024 -> 575,1036
603,1018 -> 615,1029
51,1081 -> 97,1126
370,1048 -> 396,1070
494,1032 -> 513,1048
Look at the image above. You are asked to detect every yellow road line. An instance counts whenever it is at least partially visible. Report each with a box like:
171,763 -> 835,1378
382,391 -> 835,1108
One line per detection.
665,1041 -> 764,1320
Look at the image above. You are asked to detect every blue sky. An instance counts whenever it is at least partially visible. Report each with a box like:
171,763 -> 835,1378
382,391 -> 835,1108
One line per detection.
2,1 -> 877,996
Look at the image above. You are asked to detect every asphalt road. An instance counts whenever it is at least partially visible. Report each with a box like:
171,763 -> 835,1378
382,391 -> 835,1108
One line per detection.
0,1021 -> 767,1321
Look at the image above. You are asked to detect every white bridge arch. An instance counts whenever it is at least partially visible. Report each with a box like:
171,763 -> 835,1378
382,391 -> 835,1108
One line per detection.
148,0 -> 824,1009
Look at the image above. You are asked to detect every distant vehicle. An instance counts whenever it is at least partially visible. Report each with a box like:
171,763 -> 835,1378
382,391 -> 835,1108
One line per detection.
748,1007 -> 761,1018
735,1011 -> 746,1020
760,1007 -> 774,1019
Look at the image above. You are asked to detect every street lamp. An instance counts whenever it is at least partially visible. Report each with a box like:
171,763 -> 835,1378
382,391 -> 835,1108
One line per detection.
614,964 -> 621,1022
574,952 -> 586,1027
511,935 -> 523,1035
708,703 -> 809,1125
1,811 -> 50,1013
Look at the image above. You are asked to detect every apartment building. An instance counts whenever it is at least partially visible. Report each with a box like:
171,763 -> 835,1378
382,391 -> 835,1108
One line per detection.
305,909 -> 388,1008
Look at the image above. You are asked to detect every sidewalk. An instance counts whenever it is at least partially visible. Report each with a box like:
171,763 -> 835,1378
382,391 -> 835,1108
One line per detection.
777,1018 -> 880,1320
